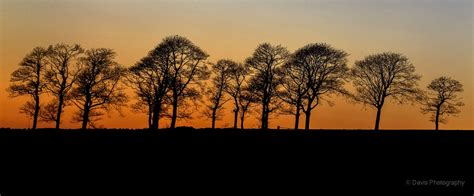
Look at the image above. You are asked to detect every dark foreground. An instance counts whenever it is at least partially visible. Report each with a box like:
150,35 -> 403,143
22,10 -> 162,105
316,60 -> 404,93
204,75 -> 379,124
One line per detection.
1,128 -> 473,195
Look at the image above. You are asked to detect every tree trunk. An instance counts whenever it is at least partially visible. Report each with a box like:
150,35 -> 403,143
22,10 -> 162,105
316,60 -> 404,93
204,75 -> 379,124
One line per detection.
151,99 -> 162,130
435,107 -> 440,131
81,106 -> 89,129
304,111 -> 311,130
240,110 -> 246,130
155,104 -> 161,130
233,99 -> 239,129
261,102 -> 266,129
151,106 -> 159,130
55,94 -> 64,129
295,111 -> 300,130
32,64 -> 41,130
304,101 -> 313,130
374,106 -> 382,131
81,96 -> 91,129
32,95 -> 40,130
170,93 -> 178,129
148,105 -> 152,129
303,97 -> 316,131
211,107 -> 217,129
262,112 -> 268,129
294,100 -> 301,130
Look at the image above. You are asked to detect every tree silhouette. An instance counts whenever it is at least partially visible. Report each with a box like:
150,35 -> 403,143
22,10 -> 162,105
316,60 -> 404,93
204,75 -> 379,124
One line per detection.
419,77 -> 464,130
224,61 -> 249,129
246,43 -> 289,129
39,101 -> 60,123
278,61 -> 308,130
70,48 -> 128,129
238,86 -> 257,129
127,50 -> 172,129
283,43 -> 349,130
8,47 -> 49,129
127,64 -> 155,129
351,52 -> 421,131
127,58 -> 158,129
204,59 -> 234,129
41,43 -> 84,129
162,35 -> 210,129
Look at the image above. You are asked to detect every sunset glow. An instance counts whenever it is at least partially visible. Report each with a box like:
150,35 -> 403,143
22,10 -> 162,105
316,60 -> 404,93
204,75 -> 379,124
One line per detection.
0,0 -> 472,129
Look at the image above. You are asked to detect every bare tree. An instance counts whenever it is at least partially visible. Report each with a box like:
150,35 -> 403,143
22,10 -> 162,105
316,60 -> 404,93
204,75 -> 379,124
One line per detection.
126,70 -> 154,129
8,47 -> 49,129
70,48 -> 128,129
278,75 -> 306,130
42,43 -> 84,129
419,77 -> 464,130
238,86 -> 257,129
278,55 -> 310,130
290,43 -> 349,130
224,61 -> 249,129
39,101 -> 59,123
162,35 -> 210,129
245,43 -> 289,129
351,52 -> 421,131
204,59 -> 234,129
127,61 -> 155,129
127,51 -> 171,129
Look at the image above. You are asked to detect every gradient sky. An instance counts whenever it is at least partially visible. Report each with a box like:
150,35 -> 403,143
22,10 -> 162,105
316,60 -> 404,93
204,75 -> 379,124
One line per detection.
0,0 -> 472,129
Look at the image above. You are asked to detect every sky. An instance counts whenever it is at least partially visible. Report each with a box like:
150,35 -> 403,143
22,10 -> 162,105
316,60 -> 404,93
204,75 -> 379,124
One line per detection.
0,0 -> 472,129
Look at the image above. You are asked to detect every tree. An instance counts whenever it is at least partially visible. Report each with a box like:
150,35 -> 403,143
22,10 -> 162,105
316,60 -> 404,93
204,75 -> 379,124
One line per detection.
204,59 -> 234,129
238,86 -> 257,129
245,43 -> 289,129
8,47 -> 49,129
224,61 -> 249,129
39,101 -> 60,123
127,67 -> 155,129
70,48 -> 128,129
351,52 -> 421,131
278,61 -> 308,130
127,52 -> 171,129
290,43 -> 349,130
163,35 -> 210,129
420,77 -> 464,130
42,43 -> 84,129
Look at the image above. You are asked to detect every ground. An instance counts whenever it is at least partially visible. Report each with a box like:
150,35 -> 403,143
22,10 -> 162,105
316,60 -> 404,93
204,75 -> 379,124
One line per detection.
0,128 -> 472,195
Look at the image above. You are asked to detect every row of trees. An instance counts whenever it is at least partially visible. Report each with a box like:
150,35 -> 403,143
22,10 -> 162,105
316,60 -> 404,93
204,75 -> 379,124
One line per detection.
8,35 -> 464,130
8,45 -> 127,129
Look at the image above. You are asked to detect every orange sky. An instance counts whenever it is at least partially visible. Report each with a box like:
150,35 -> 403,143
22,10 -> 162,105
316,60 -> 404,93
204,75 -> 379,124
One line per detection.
0,0 -> 472,129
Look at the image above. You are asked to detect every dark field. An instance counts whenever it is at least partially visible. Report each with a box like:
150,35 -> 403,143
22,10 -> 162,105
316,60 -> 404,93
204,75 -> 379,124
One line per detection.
1,127 -> 474,145
1,128 -> 473,195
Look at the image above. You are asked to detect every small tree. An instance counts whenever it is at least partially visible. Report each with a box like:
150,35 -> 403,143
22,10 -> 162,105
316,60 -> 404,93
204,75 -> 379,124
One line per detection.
351,52 -> 421,131
204,59 -> 234,129
245,43 -> 290,129
8,47 -> 49,129
127,62 -> 155,128
238,86 -> 257,129
126,70 -> 155,129
70,48 -> 128,129
224,61 -> 249,129
39,101 -> 60,123
42,43 -> 84,129
420,77 -> 464,130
